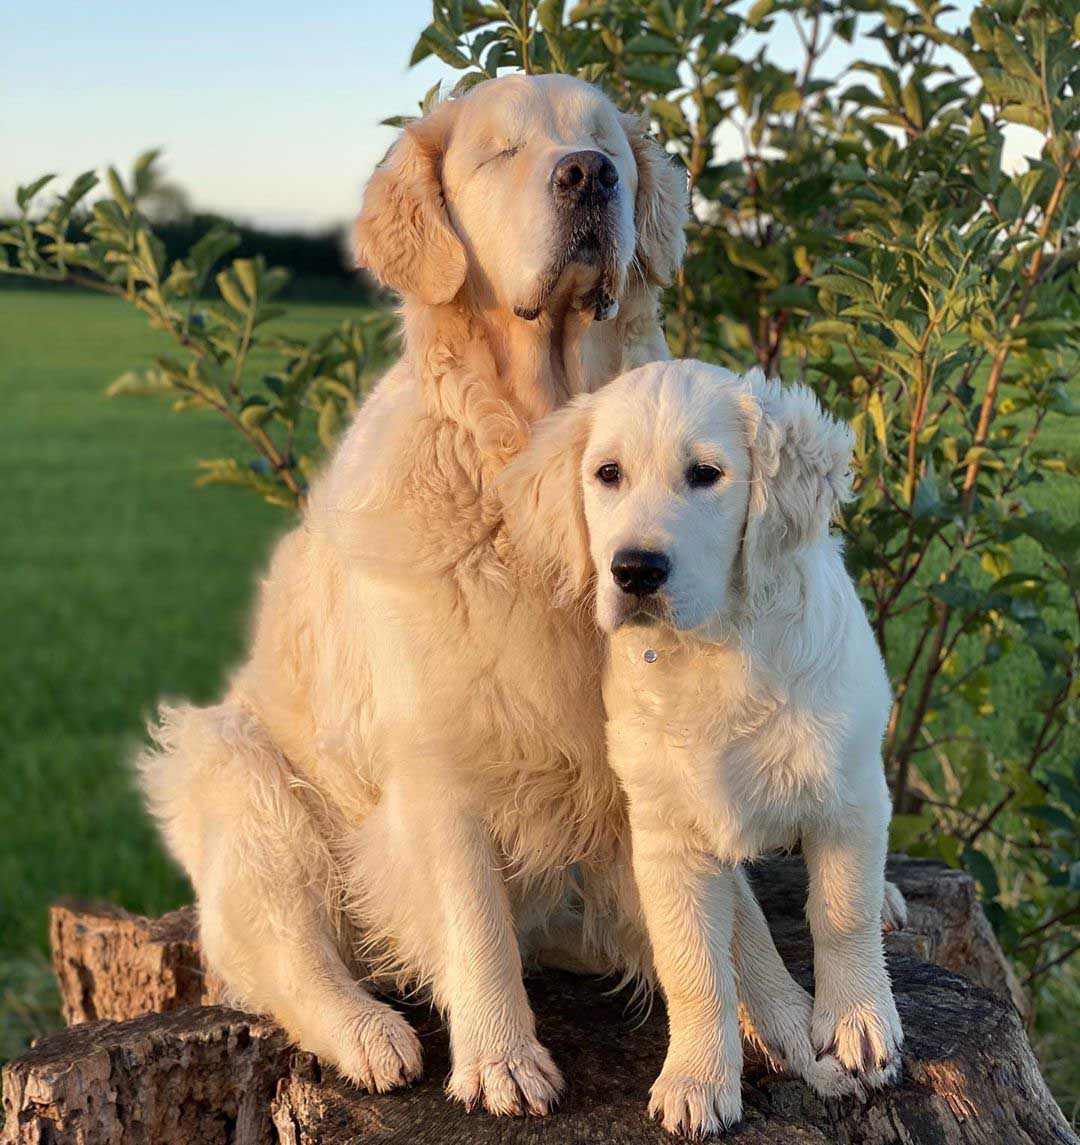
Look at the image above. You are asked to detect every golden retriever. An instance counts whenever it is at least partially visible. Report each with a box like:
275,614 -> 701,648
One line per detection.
501,360 -> 903,1134
139,73 -> 689,1117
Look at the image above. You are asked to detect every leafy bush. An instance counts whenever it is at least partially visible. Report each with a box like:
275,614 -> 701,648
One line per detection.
1,157 -> 394,507
3,0 -> 1078,1043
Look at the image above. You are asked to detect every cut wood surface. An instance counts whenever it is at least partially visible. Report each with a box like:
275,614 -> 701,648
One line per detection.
3,854 -> 1067,1144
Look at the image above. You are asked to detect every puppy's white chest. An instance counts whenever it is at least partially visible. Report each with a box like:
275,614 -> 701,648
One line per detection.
604,633 -> 838,860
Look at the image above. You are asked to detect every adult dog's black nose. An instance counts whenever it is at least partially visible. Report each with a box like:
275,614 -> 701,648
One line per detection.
611,550 -> 671,596
552,150 -> 619,204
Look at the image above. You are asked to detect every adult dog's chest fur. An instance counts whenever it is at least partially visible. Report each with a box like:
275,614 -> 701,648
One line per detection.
354,410 -> 619,871
605,632 -> 842,862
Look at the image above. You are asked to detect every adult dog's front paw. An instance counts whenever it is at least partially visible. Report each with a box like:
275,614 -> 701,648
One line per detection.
447,1037 -> 563,1116
336,1003 -> 423,1093
811,988 -> 902,1088
648,1067 -> 742,1138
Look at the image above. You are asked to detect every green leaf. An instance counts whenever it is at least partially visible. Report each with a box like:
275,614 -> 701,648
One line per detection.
747,0 -> 774,26
239,397 -> 272,428
912,461 -> 944,519
412,26 -> 470,69
216,269 -> 249,313
961,847 -> 1000,900
901,79 -> 924,129
622,62 -> 681,90
624,33 -> 678,54
867,391 -> 888,450
106,167 -> 132,213
234,259 -> 259,302
16,174 -> 56,209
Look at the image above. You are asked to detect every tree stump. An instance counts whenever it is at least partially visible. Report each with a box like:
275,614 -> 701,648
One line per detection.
0,1008 -> 288,1145
49,901 -> 226,1025
42,856 -> 1031,1027
3,855 -> 1070,1144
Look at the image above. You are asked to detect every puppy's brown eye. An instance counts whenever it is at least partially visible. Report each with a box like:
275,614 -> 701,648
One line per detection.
687,463 -> 723,488
597,463 -> 621,486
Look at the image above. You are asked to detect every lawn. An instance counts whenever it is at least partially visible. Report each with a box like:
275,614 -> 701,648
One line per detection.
0,289 -> 361,1058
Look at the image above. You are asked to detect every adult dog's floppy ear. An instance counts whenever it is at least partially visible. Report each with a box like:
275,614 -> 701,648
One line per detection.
739,369 -> 853,567
497,396 -> 596,605
353,108 -> 467,306
620,113 -> 689,287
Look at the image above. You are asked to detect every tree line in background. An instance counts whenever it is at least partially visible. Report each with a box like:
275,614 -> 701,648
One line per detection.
2,0 -> 1078,1044
0,160 -> 371,303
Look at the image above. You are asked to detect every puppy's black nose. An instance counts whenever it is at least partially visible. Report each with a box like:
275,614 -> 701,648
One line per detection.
611,550 -> 671,596
552,150 -> 618,204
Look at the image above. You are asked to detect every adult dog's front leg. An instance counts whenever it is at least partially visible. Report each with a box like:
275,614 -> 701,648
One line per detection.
354,777 -> 562,1117
631,817 -> 743,1137
803,794 -> 903,1088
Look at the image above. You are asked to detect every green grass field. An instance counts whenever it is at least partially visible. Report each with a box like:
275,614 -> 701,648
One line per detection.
1,288 -> 1076,1119
0,289 -> 361,1057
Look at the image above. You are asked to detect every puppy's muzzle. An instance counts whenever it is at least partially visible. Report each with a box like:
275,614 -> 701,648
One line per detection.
611,549 -> 671,597
551,150 -> 619,209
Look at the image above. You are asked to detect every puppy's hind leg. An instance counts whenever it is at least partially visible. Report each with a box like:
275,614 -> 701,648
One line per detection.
881,879 -> 908,933
138,703 -> 422,1092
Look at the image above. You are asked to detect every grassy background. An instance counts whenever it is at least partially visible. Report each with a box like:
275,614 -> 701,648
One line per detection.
0,288 -> 1075,1121
0,289 -> 358,1057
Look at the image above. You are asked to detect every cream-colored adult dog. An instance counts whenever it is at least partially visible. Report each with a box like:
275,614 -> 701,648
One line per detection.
500,359 -> 903,1135
139,73 -> 691,1117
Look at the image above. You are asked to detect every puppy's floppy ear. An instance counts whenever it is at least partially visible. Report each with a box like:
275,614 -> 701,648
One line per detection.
739,369 -> 854,564
620,113 -> 689,287
353,109 -> 466,306
497,396 -> 595,605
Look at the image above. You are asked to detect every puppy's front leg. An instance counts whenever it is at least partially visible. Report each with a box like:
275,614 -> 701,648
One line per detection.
803,792 -> 903,1088
730,870 -> 862,1100
630,814 -> 743,1137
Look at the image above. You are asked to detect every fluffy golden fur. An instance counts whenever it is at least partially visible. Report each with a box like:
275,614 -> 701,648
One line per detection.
502,361 -> 904,1134
139,74 -> 689,1115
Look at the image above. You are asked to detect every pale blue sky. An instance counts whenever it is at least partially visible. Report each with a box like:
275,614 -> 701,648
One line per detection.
4,1 -> 446,229
6,0 -> 1019,233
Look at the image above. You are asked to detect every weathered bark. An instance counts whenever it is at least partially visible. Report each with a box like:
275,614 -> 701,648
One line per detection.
0,1007 -> 289,1145
4,854 -> 1064,1144
5,961 -> 1070,1144
44,856 -> 1027,1031
49,900 -> 225,1025
268,961 -> 1072,1145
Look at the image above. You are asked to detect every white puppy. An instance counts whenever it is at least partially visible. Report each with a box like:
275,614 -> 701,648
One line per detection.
501,359 -> 903,1135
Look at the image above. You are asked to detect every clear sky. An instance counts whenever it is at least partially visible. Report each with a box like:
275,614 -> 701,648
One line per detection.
6,0 -> 1022,234
4,0 -> 447,230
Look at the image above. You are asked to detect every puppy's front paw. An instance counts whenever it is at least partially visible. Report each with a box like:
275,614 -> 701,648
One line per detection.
648,1068 -> 742,1138
881,881 -> 908,933
795,1047 -> 868,1101
447,1037 -> 563,1116
812,989 -> 903,1088
740,988 -> 863,1102
336,1003 -> 423,1093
